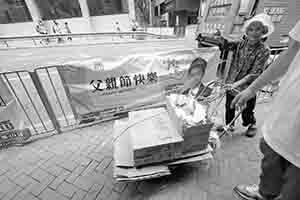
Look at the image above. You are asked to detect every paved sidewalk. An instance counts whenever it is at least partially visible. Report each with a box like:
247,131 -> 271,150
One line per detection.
0,102 -> 271,200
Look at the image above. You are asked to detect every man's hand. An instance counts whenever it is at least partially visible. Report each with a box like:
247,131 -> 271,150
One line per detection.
230,88 -> 256,109
230,82 -> 240,90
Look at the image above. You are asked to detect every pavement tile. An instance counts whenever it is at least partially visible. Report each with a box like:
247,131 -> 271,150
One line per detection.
96,183 -> 114,200
32,158 -> 49,169
73,175 -> 95,192
0,177 -> 18,198
36,149 -> 55,159
43,164 -> 65,177
107,191 -> 121,200
39,188 -> 69,200
12,173 -> 37,188
4,168 -> 24,180
82,183 -> 104,200
87,152 -> 105,163
24,175 -> 55,196
0,165 -> 9,176
2,185 -> 23,200
30,168 -> 54,185
95,157 -> 112,174
39,157 -> 56,170
85,171 -> 106,187
57,159 -> 79,172
49,169 -> 71,190
12,189 -> 40,200
66,165 -> 86,183
22,150 -> 51,165
81,160 -> 99,176
113,182 -> 128,193
103,160 -> 114,178
118,183 -> 141,200
7,158 -> 26,169
74,155 -> 92,166
71,189 -> 87,200
81,144 -> 97,156
57,181 -> 80,198
18,163 -> 41,176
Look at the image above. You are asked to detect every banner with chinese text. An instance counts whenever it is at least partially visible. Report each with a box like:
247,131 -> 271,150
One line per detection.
57,47 -> 220,121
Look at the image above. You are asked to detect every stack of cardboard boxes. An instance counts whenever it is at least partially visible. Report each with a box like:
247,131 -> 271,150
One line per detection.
113,98 -> 214,181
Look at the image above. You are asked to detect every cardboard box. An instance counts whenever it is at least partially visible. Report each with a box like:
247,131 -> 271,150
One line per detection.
113,116 -> 214,182
128,108 -> 184,167
166,98 -> 213,153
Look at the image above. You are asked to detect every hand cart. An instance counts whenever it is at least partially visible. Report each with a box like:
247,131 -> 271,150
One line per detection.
113,80 -> 247,182
194,80 -> 245,140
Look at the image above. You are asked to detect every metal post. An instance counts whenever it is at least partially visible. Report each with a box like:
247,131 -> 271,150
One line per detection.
160,23 -> 162,39
4,41 -> 9,48
32,38 -> 37,46
57,66 -> 78,121
17,72 -> 48,132
3,73 -> 39,134
29,72 -> 62,134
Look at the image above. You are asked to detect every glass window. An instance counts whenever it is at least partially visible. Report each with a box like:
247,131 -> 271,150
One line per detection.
160,3 -> 167,15
207,5 -> 231,17
0,0 -> 32,24
87,0 -> 128,16
134,0 -> 150,25
35,0 -> 82,20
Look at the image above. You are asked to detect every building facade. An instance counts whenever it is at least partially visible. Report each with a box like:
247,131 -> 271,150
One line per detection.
0,0 -> 135,36
151,0 -> 202,27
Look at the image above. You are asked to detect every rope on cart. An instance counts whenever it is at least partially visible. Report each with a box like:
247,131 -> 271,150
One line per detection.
113,110 -> 167,143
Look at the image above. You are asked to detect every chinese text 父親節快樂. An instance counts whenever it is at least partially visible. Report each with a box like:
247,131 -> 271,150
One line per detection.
90,72 -> 158,93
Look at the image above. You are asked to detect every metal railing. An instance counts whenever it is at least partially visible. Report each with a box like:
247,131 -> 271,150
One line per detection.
0,66 -> 78,140
0,31 -> 177,49
1,70 -> 57,136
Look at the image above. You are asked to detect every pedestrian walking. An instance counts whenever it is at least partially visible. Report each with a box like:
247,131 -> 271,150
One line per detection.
35,20 -> 50,45
63,22 -> 72,41
52,20 -> 63,43
131,19 -> 138,38
115,22 -> 122,38
223,14 -> 273,137
231,19 -> 300,200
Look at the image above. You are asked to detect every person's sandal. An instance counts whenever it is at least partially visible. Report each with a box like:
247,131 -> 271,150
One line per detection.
233,184 -> 278,200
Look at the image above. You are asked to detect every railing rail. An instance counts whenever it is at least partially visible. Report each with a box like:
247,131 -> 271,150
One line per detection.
0,31 -> 174,40
0,31 -> 177,49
